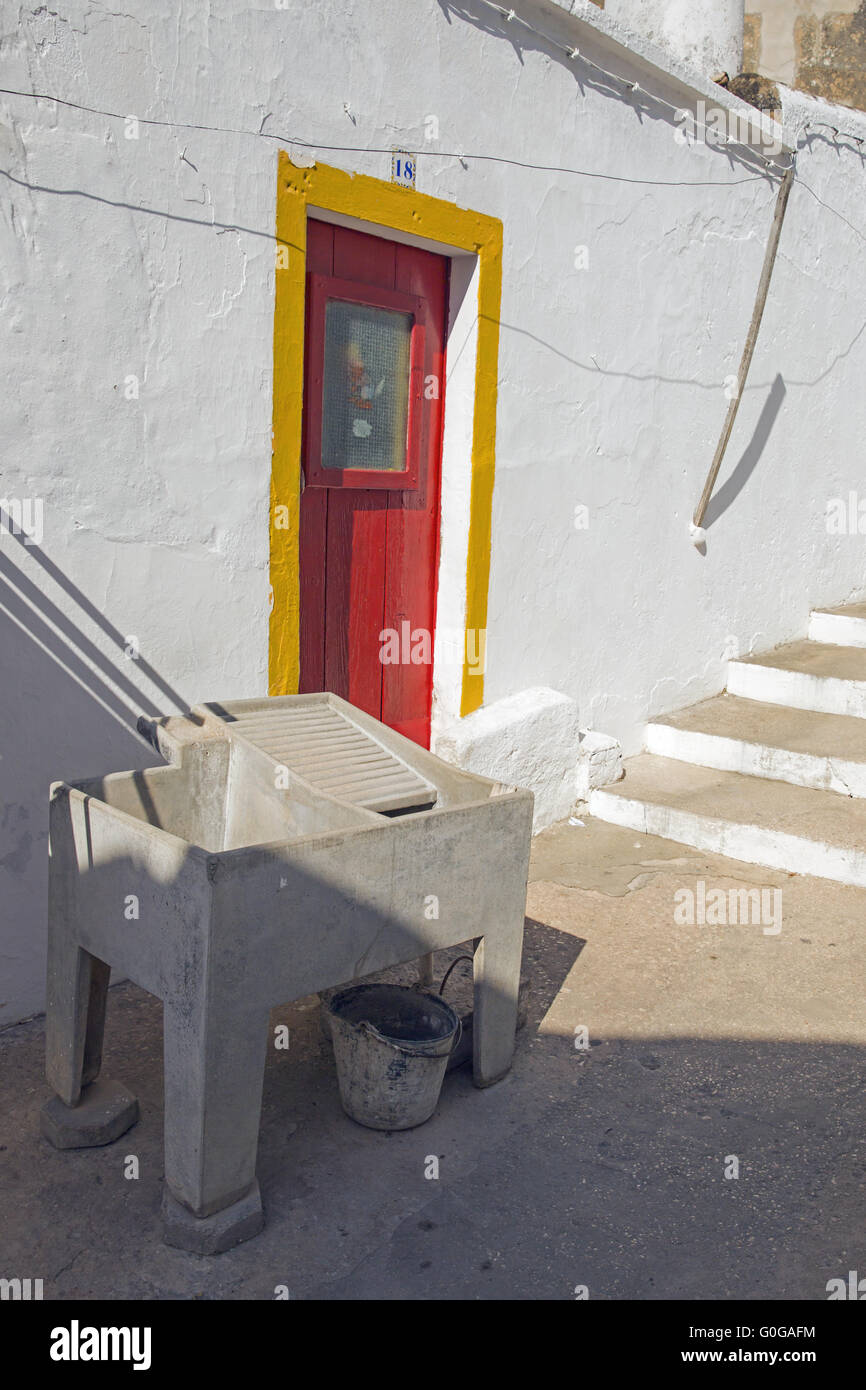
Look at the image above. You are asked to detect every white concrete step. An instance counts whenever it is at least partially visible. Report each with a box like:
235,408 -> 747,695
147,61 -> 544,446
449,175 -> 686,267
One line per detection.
589,754 -> 866,887
728,639 -> 866,717
809,602 -> 866,648
645,693 -> 866,797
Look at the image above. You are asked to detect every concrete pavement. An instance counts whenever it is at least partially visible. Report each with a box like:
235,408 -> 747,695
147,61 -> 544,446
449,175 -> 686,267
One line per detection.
1,816 -> 863,1299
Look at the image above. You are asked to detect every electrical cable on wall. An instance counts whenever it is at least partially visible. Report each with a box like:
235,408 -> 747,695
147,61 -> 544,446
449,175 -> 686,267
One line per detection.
473,0 -> 792,169
0,83 -> 786,186
12,1 -> 866,248
7,85 -> 866,251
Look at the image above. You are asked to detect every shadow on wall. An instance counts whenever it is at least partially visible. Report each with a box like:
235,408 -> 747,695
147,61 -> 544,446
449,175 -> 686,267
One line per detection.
437,0 -> 777,178
703,372 -> 786,529
0,520 -> 189,1026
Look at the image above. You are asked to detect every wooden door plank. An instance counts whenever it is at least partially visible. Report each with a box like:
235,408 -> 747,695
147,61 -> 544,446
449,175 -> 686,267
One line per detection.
382,243 -> 448,744
324,490 -> 388,717
299,220 -> 334,692
333,224 -> 397,287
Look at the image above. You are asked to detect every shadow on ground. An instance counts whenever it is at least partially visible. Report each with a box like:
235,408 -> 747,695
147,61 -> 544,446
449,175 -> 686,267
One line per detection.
0,905 -> 862,1301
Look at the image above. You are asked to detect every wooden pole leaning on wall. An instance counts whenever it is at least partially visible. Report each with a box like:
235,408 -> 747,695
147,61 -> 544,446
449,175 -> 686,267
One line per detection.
691,162 -> 795,537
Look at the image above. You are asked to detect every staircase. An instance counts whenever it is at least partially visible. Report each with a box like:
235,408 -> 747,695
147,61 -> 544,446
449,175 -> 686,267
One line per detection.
589,602 -> 866,887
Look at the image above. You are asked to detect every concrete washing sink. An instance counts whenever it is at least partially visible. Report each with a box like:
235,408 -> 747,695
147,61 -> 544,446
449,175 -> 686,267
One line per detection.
42,693 -> 534,1252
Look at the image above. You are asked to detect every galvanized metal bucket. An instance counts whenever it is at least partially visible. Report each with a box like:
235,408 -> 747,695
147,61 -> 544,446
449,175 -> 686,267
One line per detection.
327,983 -> 461,1130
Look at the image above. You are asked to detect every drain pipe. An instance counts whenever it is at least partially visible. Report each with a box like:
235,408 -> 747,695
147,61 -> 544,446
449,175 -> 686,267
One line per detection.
690,162 -> 795,544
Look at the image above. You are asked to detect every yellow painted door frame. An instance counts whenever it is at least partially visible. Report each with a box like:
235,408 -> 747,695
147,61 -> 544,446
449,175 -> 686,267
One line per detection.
270,153 -> 502,718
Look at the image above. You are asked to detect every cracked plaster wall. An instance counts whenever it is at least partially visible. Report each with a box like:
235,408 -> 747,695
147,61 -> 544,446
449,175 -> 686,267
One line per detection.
1,1 -> 865,1021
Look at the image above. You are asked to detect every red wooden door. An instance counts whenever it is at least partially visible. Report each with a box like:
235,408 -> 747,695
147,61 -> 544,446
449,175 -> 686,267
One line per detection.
299,220 -> 448,747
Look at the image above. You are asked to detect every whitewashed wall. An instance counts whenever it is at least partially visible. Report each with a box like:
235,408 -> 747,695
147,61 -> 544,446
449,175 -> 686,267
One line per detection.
604,0 -> 744,77
1,0 -> 864,1021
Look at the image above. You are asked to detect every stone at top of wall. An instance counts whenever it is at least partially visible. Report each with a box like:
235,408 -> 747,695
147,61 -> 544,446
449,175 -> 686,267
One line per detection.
795,4 -> 866,113
726,71 -> 782,119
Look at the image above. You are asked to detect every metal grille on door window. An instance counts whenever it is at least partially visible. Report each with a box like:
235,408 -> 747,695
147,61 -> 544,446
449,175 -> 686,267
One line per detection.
304,273 -> 426,491
321,300 -> 412,473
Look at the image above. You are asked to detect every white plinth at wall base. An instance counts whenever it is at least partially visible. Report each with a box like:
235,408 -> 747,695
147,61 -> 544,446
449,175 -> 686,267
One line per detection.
42,693 -> 534,1253
434,687 -> 583,831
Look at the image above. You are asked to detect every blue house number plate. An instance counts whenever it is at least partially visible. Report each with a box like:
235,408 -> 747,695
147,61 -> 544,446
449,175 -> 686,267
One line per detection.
391,150 -> 416,189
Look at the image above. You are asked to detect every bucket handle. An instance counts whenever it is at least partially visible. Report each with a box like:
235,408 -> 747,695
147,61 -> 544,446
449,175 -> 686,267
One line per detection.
359,1015 -> 462,1060
438,955 -> 474,997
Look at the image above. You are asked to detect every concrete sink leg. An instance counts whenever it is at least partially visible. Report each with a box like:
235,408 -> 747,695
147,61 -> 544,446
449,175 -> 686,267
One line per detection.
161,1181 -> 264,1255
40,1078 -> 139,1149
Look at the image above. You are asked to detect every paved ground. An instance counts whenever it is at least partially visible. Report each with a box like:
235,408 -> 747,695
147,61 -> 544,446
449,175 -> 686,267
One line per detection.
1,817 -> 864,1300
